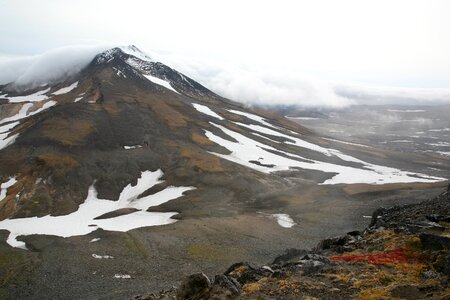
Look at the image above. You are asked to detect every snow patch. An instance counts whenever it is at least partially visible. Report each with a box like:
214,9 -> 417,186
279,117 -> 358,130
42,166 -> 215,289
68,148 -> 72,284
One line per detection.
428,128 -> 450,132
272,214 -> 296,228
436,151 -> 450,156
286,116 -> 319,120
192,103 -> 224,120
227,109 -> 277,129
143,74 -> 179,94
114,274 -> 131,279
388,109 -> 426,112
234,122 -> 334,156
0,170 -> 195,249
204,123 -> 445,185
0,100 -> 56,125
6,88 -> 50,103
124,145 -> 142,150
322,137 -> 370,148
0,177 -> 17,202
0,100 -> 57,150
92,254 -> 113,259
391,140 -> 413,143
52,81 -> 78,95
127,186 -> 195,210
114,68 -> 126,78
426,142 -> 450,147
90,238 -> 101,243
0,103 -> 33,124
0,122 -> 20,133
120,45 -> 152,62
0,130 -> 19,151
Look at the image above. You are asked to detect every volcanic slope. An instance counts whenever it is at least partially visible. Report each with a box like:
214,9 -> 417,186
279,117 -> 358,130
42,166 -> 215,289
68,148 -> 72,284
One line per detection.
0,46 -> 447,299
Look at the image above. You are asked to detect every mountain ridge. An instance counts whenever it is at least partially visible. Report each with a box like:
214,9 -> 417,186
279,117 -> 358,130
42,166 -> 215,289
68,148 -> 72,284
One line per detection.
0,45 -> 448,299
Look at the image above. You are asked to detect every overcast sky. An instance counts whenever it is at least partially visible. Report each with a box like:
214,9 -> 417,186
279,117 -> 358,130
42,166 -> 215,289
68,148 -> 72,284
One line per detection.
1,0 -> 450,107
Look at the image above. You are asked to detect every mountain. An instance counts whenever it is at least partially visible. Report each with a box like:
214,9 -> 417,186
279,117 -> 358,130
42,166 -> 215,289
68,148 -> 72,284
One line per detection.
0,46 -> 447,299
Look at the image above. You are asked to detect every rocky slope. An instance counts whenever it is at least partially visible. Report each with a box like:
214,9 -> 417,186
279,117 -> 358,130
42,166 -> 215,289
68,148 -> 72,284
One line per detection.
0,45 -> 445,224
0,46 -> 448,299
140,186 -> 450,299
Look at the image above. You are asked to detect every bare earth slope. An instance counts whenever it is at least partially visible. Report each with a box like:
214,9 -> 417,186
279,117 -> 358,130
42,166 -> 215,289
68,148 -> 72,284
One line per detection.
0,46 -> 448,299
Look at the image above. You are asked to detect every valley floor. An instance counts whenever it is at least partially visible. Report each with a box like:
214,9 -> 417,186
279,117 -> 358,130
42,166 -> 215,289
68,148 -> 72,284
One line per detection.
0,183 -> 447,299
138,187 -> 450,300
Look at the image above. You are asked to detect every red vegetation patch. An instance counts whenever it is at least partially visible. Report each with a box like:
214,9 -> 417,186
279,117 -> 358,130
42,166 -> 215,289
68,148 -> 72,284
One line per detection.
330,248 -> 419,265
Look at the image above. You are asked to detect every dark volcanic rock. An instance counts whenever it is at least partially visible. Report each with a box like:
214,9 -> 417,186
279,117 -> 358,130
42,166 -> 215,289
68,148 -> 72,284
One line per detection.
390,285 -> 423,300
426,214 -> 450,223
224,262 -> 272,285
433,252 -> 450,276
314,235 -> 349,252
420,233 -> 450,250
272,248 -> 308,265
313,232 -> 361,253
209,275 -> 241,298
177,273 -> 211,300
283,254 -> 332,275
369,188 -> 450,233
93,207 -> 139,219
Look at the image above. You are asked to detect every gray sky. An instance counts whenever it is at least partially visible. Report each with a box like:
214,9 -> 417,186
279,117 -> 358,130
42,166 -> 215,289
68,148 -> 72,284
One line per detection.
1,0 -> 450,106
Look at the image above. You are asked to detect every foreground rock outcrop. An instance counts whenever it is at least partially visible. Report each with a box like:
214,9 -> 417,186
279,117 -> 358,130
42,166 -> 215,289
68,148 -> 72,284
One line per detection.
135,187 -> 450,299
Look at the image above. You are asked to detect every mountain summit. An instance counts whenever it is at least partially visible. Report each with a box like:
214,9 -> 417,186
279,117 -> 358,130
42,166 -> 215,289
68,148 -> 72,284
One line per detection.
0,46 -> 447,299
0,44 -> 445,235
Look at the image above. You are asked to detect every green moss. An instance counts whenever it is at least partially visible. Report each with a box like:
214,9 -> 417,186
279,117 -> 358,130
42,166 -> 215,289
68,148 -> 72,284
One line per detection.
378,274 -> 394,285
122,234 -> 148,258
0,248 -> 35,296
406,237 -> 423,250
188,243 -> 247,262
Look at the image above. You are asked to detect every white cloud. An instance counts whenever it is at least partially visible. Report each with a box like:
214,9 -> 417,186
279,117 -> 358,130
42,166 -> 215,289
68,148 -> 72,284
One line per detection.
335,84 -> 450,105
154,51 -> 450,107
148,52 -> 351,107
0,44 -> 111,89
1,45 -> 450,107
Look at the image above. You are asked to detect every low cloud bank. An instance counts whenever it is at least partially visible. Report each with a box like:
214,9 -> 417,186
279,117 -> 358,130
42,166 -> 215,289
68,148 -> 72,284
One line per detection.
158,53 -> 450,107
2,45 -> 450,107
0,45 -> 110,89
334,84 -> 450,106
155,53 -> 354,108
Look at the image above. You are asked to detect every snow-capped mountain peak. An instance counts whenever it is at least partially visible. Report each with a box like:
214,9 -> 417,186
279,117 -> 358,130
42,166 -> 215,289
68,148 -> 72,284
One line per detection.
94,45 -> 153,65
119,45 -> 153,62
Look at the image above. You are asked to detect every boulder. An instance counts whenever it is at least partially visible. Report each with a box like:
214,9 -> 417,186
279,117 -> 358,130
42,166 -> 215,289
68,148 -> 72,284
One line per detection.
224,262 -> 272,285
390,285 -> 423,300
209,275 -> 241,298
420,234 -> 450,250
177,273 -> 211,300
426,214 -> 450,223
272,248 -> 308,265
297,254 -> 332,275
432,251 -> 450,276
421,270 -> 439,280
314,235 -> 353,253
282,254 -> 332,275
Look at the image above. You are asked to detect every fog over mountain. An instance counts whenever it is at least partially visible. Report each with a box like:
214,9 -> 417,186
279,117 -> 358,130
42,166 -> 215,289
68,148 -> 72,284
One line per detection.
0,45 -> 111,89
2,46 -> 450,107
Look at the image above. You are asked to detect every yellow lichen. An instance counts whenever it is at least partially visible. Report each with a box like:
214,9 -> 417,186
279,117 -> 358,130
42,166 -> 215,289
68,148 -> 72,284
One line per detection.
358,287 -> 390,300
242,282 -> 261,294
